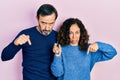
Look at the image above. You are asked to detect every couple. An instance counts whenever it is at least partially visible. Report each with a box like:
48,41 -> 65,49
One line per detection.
1,4 -> 117,80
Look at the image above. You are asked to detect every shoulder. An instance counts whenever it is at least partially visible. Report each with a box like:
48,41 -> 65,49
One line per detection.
52,30 -> 58,34
62,45 -> 70,52
18,26 -> 36,35
50,30 -> 58,37
21,26 -> 35,32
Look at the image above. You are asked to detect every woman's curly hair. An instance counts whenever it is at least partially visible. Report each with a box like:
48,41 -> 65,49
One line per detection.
57,18 -> 89,50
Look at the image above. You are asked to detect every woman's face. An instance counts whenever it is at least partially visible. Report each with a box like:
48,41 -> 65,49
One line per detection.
69,24 -> 80,46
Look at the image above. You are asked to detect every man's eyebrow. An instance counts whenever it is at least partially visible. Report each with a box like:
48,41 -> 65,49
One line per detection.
41,21 -> 55,24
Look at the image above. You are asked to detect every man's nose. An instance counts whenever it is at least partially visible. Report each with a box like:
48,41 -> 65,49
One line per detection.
45,24 -> 50,30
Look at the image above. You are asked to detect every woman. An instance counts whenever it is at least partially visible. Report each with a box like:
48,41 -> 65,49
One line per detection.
51,18 -> 117,80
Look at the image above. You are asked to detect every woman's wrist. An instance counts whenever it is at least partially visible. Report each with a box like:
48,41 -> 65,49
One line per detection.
55,50 -> 61,56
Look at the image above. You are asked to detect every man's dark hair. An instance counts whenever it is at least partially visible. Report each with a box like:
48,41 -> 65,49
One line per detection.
37,4 -> 58,19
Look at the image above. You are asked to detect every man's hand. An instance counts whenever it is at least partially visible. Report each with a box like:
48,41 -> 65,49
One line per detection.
14,34 -> 31,46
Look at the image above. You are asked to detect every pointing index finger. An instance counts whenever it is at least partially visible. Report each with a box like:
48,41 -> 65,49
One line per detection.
28,39 -> 32,45
87,47 -> 89,55
27,35 -> 32,45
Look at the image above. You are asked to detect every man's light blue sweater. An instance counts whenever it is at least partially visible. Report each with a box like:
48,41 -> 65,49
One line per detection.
51,42 -> 117,80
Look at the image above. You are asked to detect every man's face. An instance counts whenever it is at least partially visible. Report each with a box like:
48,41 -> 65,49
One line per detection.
37,13 -> 56,35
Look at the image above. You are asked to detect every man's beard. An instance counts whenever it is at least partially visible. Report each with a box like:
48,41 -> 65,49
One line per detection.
38,25 -> 52,36
40,30 -> 51,35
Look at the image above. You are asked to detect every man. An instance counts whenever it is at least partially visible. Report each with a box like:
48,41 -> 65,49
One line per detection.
1,4 -> 58,80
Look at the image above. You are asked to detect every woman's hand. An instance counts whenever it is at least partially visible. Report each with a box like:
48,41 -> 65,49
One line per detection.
53,43 -> 62,56
87,42 -> 98,54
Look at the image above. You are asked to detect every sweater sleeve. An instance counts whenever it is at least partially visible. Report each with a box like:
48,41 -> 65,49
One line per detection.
51,55 -> 64,77
1,42 -> 22,61
91,42 -> 117,62
90,42 -> 117,70
1,31 -> 23,61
